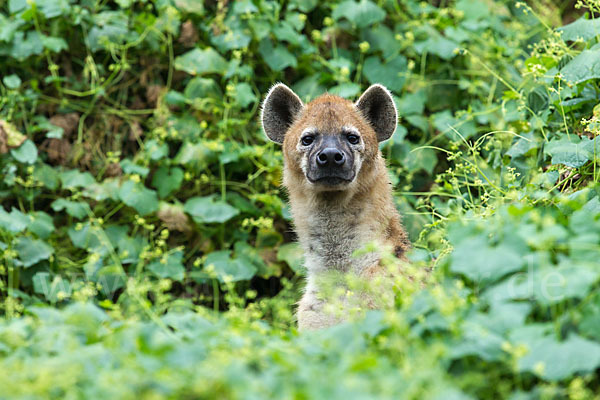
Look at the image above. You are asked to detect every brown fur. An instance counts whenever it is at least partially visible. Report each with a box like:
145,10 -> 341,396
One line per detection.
262,85 -> 410,330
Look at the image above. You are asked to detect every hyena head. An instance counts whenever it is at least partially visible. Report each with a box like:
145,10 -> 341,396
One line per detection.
261,83 -> 397,193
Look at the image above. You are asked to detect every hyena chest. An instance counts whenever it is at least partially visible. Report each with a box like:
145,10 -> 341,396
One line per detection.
302,209 -> 377,273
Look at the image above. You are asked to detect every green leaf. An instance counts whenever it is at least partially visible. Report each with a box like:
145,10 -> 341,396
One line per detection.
397,91 -> 426,116
28,212 -> 54,239
68,223 -> 109,255
3,74 -> 21,89
273,21 -> 303,45
33,116 -> 64,139
174,141 -> 216,170
51,199 -> 91,219
545,136 -> 599,168
329,82 -> 361,99
42,36 -> 68,53
8,0 -> 27,13
405,145 -> 438,175
32,273 -> 71,302
445,26 -> 470,43
184,77 -> 222,100
0,15 -> 23,42
233,241 -> 270,277
82,179 -> 120,202
154,5 -> 181,35
118,234 -> 147,264
202,250 -> 257,282
165,90 -> 186,106
289,0 -> 318,12
456,0 -> 489,20
527,87 -> 549,114
184,196 -> 239,224
152,167 -> 184,198
558,17 -> 600,42
88,11 -> 133,52
10,139 -> 37,164
174,0 -> 204,14
0,207 -> 29,233
450,235 -> 524,284
506,133 -> 538,159
174,47 -> 228,76
258,40 -> 297,71
212,28 -> 251,52
363,55 -> 407,93
9,31 -> 44,60
234,83 -> 257,108
449,321 -> 504,361
277,243 -> 306,274
218,142 -> 240,164
38,0 -> 69,18
60,169 -> 96,189
147,251 -> 185,281
516,334 -> 600,380
231,0 -> 258,14
560,49 -> 600,84
32,272 -> 52,297
145,139 -> 169,161
390,142 -> 437,174
485,261 -> 600,307
15,237 -> 53,268
33,163 -> 60,190
361,25 -> 400,59
580,293 -> 600,340
95,265 -> 126,296
293,75 -> 326,102
118,180 -> 159,216
333,0 -> 385,28
414,33 -> 459,60
120,159 -> 149,178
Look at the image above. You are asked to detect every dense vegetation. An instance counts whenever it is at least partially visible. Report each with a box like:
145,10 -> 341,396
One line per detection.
1,0 -> 600,398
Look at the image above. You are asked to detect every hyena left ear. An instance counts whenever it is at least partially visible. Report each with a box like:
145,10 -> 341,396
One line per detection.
355,84 -> 398,142
261,83 -> 304,144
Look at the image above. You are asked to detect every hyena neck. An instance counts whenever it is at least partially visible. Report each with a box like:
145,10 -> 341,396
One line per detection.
288,166 -> 407,276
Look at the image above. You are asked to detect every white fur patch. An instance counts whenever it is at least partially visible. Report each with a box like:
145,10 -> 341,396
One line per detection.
297,127 -> 317,177
342,125 -> 360,134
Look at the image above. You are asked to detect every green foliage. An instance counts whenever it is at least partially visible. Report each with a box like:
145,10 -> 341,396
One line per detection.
1,0 -> 600,398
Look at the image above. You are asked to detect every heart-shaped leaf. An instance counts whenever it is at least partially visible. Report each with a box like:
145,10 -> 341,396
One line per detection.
363,55 -> 407,92
118,180 -> 159,215
333,0 -> 385,28
174,47 -> 228,75
184,196 -> 239,224
15,237 -> 54,268
152,167 -> 184,198
147,251 -> 185,281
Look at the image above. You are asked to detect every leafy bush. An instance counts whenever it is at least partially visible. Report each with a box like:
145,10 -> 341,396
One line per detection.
1,0 -> 600,398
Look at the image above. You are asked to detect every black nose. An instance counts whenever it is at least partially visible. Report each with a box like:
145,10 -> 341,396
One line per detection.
316,148 -> 345,167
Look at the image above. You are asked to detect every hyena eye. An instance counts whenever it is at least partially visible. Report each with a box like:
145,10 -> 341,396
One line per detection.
347,134 -> 360,145
301,135 -> 314,146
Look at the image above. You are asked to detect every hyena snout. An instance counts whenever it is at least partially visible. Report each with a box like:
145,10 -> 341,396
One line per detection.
316,147 -> 345,167
308,135 -> 355,186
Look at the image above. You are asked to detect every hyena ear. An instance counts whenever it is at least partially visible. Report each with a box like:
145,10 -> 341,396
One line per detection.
261,83 -> 304,144
355,84 -> 398,142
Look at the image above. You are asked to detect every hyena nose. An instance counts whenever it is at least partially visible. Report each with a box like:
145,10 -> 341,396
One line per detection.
316,148 -> 345,167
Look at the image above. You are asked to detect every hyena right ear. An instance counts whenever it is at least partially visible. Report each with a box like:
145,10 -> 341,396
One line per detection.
355,84 -> 398,142
261,83 -> 304,144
